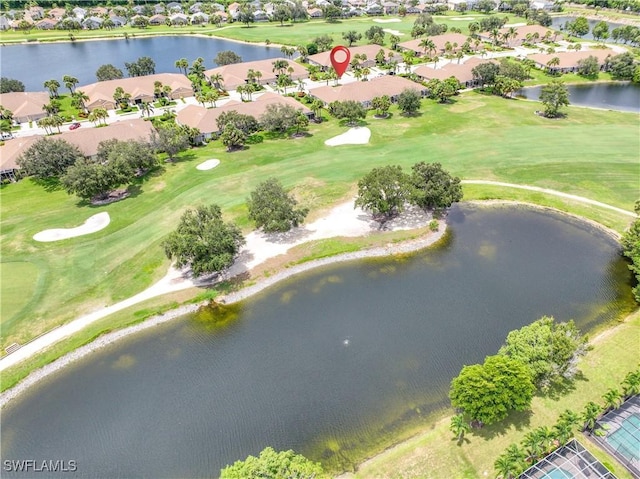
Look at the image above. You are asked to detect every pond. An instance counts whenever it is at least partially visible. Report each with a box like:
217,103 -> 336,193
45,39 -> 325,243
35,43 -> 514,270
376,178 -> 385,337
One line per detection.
550,16 -> 628,41
0,36 -> 281,91
0,205 -> 634,478
518,82 -> 640,112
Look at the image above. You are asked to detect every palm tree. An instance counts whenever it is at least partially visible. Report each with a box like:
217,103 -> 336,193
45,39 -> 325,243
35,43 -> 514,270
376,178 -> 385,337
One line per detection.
449,414 -> 471,444
37,116 -> 53,134
456,51 -> 464,64
310,98 -> 324,122
622,370 -> 640,399
432,55 -> 439,68
280,45 -> 295,59
209,73 -> 224,91
361,67 -> 370,81
296,44 -> 309,62
419,38 -> 436,58
536,426 -> 556,454
546,57 -> 560,73
88,110 -> 100,126
272,59 -> 289,76
62,75 -> 78,94
49,114 -> 63,133
490,28 -> 501,48
507,27 -> 517,47
139,101 -> 154,117
175,58 -> 189,75
44,79 -> 60,98
71,90 -> 89,111
522,429 -> 545,463
581,401 -> 602,433
494,452 -> 519,479
189,59 -> 206,83
93,107 -> 109,126
602,388 -> 622,412
204,90 -> 219,108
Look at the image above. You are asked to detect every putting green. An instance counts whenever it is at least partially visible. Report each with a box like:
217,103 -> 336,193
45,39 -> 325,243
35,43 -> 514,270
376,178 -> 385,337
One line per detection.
0,262 -> 40,333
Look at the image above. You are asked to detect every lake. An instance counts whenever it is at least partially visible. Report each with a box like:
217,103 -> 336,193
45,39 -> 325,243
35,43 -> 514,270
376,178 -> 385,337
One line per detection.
1,205 -> 634,478
0,36 -> 281,91
550,16 -> 628,41
518,82 -> 640,112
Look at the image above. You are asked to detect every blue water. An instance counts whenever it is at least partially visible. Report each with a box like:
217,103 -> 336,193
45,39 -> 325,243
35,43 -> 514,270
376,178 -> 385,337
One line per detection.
607,413 -> 640,462
542,468 -> 574,479
0,36 -> 281,90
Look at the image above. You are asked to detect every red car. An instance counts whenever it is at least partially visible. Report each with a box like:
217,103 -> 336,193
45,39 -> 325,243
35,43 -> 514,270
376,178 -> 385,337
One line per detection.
69,122 -> 81,130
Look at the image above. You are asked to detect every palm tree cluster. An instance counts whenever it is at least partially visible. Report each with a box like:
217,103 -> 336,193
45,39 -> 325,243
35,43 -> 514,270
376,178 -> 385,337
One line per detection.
493,368 -> 640,478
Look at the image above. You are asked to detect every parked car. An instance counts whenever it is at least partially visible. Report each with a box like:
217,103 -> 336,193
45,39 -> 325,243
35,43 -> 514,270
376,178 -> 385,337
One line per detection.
69,122 -> 81,130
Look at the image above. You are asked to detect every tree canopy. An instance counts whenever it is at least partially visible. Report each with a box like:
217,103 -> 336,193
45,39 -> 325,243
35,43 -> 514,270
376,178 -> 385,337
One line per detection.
220,447 -> 326,479
0,77 -> 25,93
150,123 -> 190,161
259,103 -> 302,133
409,162 -> 463,211
214,50 -> 243,66
397,89 -> 422,115
247,178 -> 309,232
17,137 -> 84,179
622,200 -> 640,303
96,64 -> 124,82
498,316 -> 590,388
162,204 -> 245,276
125,56 -> 156,77
449,355 -> 535,426
539,80 -> 569,118
328,100 -> 367,125
355,165 -> 409,222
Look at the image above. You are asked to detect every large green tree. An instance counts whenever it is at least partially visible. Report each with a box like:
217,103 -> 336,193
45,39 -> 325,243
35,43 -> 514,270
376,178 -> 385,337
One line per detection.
259,103 -> 302,133
220,447 -> 326,479
608,52 -> 637,80
162,204 -> 245,276
214,50 -> 243,66
498,316 -> 590,388
217,111 -> 259,136
409,162 -> 463,211
397,88 -> 422,116
0,77 -> 25,93
621,200 -> 640,302
17,137 -> 84,179
150,124 -> 190,161
449,355 -> 535,426
355,165 -> 409,222
247,178 -> 309,232
219,123 -> 247,151
328,100 -> 367,126
539,80 -> 569,118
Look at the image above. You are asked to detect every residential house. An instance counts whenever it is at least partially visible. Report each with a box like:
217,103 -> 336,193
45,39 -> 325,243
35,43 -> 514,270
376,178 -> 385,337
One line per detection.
82,17 -> 103,30
398,33 -> 469,56
205,58 -> 309,90
90,6 -> 108,17
167,2 -> 184,12
309,75 -> 426,107
253,10 -> 269,21
383,1 -> 400,14
191,12 -> 210,24
0,119 -> 155,181
36,18 -> 58,30
79,73 -> 194,111
0,91 -> 51,123
132,5 -> 146,14
72,7 -> 87,19
308,45 -> 401,70
176,92 -> 312,141
169,13 -> 190,25
0,15 -> 9,30
189,2 -> 204,13
149,14 -> 167,26
47,7 -> 67,20
27,6 -> 44,20
153,4 -> 166,14
414,57 -> 498,87
365,4 -> 383,15
109,15 -> 127,28
528,49 -> 614,74
307,8 -> 323,18
479,24 -> 556,46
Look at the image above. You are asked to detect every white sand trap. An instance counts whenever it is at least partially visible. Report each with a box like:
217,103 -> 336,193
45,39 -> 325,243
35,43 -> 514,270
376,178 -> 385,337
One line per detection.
373,18 -> 401,23
504,22 -> 527,27
325,127 -> 371,146
33,212 -> 110,242
383,28 -> 404,36
196,159 -> 220,170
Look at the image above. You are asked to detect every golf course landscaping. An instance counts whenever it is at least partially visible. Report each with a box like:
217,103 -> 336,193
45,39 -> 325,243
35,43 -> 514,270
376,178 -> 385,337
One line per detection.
1,84 -> 638,477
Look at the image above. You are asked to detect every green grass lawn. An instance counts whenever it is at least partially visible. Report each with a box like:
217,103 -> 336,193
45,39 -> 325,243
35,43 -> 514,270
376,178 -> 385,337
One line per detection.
0,13 -> 516,46
344,310 -> 640,479
1,92 -> 638,353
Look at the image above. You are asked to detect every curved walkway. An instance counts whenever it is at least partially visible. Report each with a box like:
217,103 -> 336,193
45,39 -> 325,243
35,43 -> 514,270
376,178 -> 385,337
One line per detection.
1,185 -> 634,373
461,180 -> 636,217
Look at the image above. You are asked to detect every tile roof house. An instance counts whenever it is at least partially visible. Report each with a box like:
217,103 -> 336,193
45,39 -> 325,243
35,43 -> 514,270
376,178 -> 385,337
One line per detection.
36,18 -> 58,29
176,91 -> 312,141
309,75 -> 426,107
79,74 -> 194,111
47,7 -> 66,20
0,119 -> 155,179
205,58 -> 309,90
0,92 -> 51,123
149,14 -> 167,25
308,45 -> 401,70
528,49 -> 614,74
415,57 -> 498,87
398,33 -> 470,56
479,24 -> 558,46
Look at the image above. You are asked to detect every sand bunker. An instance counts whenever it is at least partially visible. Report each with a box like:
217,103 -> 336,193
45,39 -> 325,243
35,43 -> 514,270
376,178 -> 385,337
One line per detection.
325,127 -> 371,146
383,28 -> 404,36
33,212 -> 110,242
373,18 -> 401,23
196,159 -> 220,170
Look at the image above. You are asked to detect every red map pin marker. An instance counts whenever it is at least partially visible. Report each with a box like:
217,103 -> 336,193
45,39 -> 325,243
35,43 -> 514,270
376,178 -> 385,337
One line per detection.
330,45 -> 351,79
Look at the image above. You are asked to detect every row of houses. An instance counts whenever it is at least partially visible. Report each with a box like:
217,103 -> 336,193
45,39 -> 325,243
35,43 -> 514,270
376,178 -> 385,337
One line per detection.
0,119 -> 154,181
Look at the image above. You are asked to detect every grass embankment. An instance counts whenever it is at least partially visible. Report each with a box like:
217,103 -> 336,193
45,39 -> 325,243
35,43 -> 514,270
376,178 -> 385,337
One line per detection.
342,309 -> 640,479
0,12 -> 515,45
1,91 -> 638,383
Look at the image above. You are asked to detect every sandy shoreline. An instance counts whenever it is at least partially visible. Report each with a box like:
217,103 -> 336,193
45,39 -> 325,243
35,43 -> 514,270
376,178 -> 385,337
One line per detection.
0,224 -> 445,408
